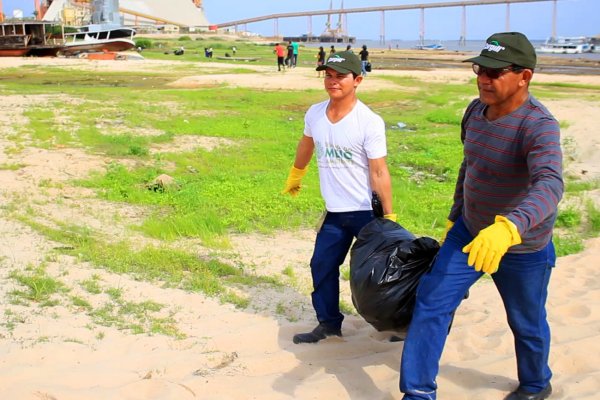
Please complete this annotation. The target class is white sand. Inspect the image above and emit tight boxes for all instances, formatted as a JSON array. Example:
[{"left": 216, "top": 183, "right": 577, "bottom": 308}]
[{"left": 0, "top": 56, "right": 598, "bottom": 400}]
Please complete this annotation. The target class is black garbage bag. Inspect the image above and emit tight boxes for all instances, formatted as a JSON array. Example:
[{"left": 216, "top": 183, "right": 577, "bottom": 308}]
[{"left": 350, "top": 218, "right": 440, "bottom": 332}]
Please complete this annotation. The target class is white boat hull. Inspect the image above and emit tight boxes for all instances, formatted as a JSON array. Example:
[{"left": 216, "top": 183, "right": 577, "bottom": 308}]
[
  {"left": 537, "top": 46, "right": 591, "bottom": 54},
  {"left": 60, "top": 38, "right": 135, "bottom": 55},
  {"left": 60, "top": 25, "right": 136, "bottom": 55},
  {"left": 537, "top": 36, "right": 593, "bottom": 54}
]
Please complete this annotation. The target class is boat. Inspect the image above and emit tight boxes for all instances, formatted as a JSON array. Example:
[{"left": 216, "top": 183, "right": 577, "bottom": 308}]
[
  {"left": 0, "top": 35, "right": 31, "bottom": 57},
  {"left": 0, "top": 21, "right": 64, "bottom": 57},
  {"left": 60, "top": 24, "right": 136, "bottom": 55},
  {"left": 414, "top": 43, "right": 446, "bottom": 51},
  {"left": 591, "top": 37, "right": 600, "bottom": 53},
  {"left": 53, "top": 0, "right": 136, "bottom": 56},
  {"left": 537, "top": 36, "right": 593, "bottom": 54},
  {"left": 215, "top": 56, "right": 259, "bottom": 62}
]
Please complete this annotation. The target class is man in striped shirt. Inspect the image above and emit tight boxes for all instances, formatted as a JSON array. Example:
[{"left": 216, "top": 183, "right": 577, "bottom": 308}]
[{"left": 400, "top": 32, "right": 563, "bottom": 400}]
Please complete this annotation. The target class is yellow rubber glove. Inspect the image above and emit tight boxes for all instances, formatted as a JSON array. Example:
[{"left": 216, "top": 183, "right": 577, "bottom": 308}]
[
  {"left": 384, "top": 213, "right": 397, "bottom": 222},
  {"left": 281, "top": 166, "right": 308, "bottom": 197},
  {"left": 462, "top": 215, "right": 522, "bottom": 274},
  {"left": 440, "top": 220, "right": 454, "bottom": 243}
]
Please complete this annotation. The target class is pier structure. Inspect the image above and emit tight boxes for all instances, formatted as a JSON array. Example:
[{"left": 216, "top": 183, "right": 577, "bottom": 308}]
[{"left": 216, "top": 0, "right": 560, "bottom": 45}]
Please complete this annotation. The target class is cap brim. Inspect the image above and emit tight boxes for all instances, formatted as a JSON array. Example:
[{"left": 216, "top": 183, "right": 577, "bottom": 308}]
[
  {"left": 316, "top": 64, "right": 357, "bottom": 75},
  {"left": 463, "top": 55, "right": 512, "bottom": 68}
]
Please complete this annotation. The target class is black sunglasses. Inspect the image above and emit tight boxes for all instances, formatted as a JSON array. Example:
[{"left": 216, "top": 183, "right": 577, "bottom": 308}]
[{"left": 472, "top": 64, "right": 524, "bottom": 79}]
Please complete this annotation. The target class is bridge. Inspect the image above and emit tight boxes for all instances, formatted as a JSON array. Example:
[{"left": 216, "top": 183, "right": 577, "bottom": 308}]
[{"left": 216, "top": 0, "right": 560, "bottom": 44}]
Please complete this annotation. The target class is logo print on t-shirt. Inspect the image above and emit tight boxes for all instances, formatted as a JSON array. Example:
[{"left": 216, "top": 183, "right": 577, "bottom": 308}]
[
  {"left": 315, "top": 142, "right": 325, "bottom": 159},
  {"left": 315, "top": 141, "right": 353, "bottom": 166}
]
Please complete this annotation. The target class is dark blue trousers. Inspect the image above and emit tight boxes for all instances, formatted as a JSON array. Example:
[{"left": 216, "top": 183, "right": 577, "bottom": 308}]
[
  {"left": 400, "top": 217, "right": 554, "bottom": 399},
  {"left": 310, "top": 210, "right": 374, "bottom": 330}
]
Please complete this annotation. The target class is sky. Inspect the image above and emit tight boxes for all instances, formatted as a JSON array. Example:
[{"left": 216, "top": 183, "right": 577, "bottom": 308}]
[{"left": 3, "top": 0, "right": 599, "bottom": 41}]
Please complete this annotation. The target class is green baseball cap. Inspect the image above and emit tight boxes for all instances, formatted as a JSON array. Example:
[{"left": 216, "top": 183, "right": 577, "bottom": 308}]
[
  {"left": 464, "top": 32, "right": 536, "bottom": 69},
  {"left": 317, "top": 51, "right": 362, "bottom": 75}
]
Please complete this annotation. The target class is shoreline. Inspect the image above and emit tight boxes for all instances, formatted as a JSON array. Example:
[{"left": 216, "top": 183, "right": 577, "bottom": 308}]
[{"left": 363, "top": 48, "right": 600, "bottom": 75}]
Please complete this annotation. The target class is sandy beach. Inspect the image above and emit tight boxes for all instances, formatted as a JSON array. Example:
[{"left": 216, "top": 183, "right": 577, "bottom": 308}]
[{"left": 0, "top": 54, "right": 599, "bottom": 400}]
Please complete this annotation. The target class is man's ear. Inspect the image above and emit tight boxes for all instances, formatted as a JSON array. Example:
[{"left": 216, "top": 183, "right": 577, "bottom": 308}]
[
  {"left": 521, "top": 69, "right": 534, "bottom": 87},
  {"left": 354, "top": 75, "right": 363, "bottom": 87}
]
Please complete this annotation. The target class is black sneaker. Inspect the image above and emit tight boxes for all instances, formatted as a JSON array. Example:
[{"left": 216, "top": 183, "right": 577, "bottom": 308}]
[
  {"left": 504, "top": 383, "right": 552, "bottom": 400},
  {"left": 293, "top": 323, "right": 342, "bottom": 344}
]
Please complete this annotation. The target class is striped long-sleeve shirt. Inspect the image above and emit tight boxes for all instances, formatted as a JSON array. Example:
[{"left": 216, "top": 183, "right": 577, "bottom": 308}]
[{"left": 448, "top": 96, "right": 564, "bottom": 253}]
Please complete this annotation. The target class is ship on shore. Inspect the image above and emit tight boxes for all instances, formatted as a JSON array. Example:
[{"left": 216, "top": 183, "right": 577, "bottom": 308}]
[
  {"left": 48, "top": 0, "right": 136, "bottom": 55},
  {"left": 0, "top": 21, "right": 65, "bottom": 57},
  {"left": 59, "top": 24, "right": 135, "bottom": 55},
  {"left": 537, "top": 36, "right": 594, "bottom": 54}
]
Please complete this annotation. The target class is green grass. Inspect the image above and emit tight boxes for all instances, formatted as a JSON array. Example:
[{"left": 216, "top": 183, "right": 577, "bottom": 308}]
[
  {"left": 586, "top": 200, "right": 600, "bottom": 236},
  {"left": 135, "top": 37, "right": 289, "bottom": 68},
  {"left": 71, "top": 295, "right": 92, "bottom": 310},
  {"left": 556, "top": 207, "right": 582, "bottom": 228},
  {"left": 554, "top": 235, "right": 585, "bottom": 257},
  {"left": 0, "top": 162, "right": 25, "bottom": 171},
  {"left": 340, "top": 265, "right": 351, "bottom": 281},
  {"left": 4, "top": 55, "right": 600, "bottom": 309},
  {"left": 16, "top": 66, "right": 600, "bottom": 246},
  {"left": 88, "top": 299, "right": 180, "bottom": 336},
  {"left": 16, "top": 215, "right": 278, "bottom": 308},
  {"left": 2, "top": 309, "right": 26, "bottom": 332},
  {"left": 565, "top": 179, "right": 600, "bottom": 193},
  {"left": 533, "top": 81, "right": 600, "bottom": 91},
  {"left": 340, "top": 299, "right": 356, "bottom": 315},
  {"left": 80, "top": 276, "right": 103, "bottom": 294},
  {"left": 63, "top": 80, "right": 475, "bottom": 240},
  {"left": 9, "top": 265, "right": 68, "bottom": 305}
]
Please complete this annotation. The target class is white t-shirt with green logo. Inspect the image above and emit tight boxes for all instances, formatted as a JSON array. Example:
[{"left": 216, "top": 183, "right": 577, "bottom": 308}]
[{"left": 304, "top": 99, "right": 387, "bottom": 212}]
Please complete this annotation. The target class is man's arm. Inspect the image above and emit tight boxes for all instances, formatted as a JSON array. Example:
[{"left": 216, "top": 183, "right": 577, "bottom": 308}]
[
  {"left": 282, "top": 135, "right": 314, "bottom": 197},
  {"left": 507, "top": 120, "right": 563, "bottom": 235},
  {"left": 292, "top": 135, "right": 314, "bottom": 169},
  {"left": 448, "top": 158, "right": 466, "bottom": 222},
  {"left": 449, "top": 99, "right": 478, "bottom": 222},
  {"left": 368, "top": 157, "right": 393, "bottom": 215}
]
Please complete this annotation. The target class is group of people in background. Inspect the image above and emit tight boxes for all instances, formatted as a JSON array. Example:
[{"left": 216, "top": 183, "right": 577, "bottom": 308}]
[
  {"left": 275, "top": 42, "right": 370, "bottom": 77},
  {"left": 274, "top": 40, "right": 299, "bottom": 71}
]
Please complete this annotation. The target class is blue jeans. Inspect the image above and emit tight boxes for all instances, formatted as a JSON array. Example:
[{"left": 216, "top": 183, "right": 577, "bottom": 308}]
[
  {"left": 310, "top": 210, "right": 374, "bottom": 330},
  {"left": 361, "top": 60, "right": 368, "bottom": 76},
  {"left": 400, "top": 217, "right": 554, "bottom": 399}
]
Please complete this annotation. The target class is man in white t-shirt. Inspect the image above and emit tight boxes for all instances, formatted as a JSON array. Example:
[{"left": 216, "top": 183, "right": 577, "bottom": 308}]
[{"left": 282, "top": 51, "right": 395, "bottom": 344}]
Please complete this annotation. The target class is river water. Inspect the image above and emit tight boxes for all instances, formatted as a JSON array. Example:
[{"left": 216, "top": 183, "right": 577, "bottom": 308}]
[
  {"left": 303, "top": 39, "right": 600, "bottom": 74},
  {"left": 306, "top": 39, "right": 600, "bottom": 61}
]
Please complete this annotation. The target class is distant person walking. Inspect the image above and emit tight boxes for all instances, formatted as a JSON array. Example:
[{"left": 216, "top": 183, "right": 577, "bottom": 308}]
[
  {"left": 330, "top": 45, "right": 336, "bottom": 55},
  {"left": 359, "top": 45, "right": 369, "bottom": 76},
  {"left": 316, "top": 46, "right": 326, "bottom": 77},
  {"left": 286, "top": 41, "right": 294, "bottom": 68},
  {"left": 274, "top": 42, "right": 286, "bottom": 71},
  {"left": 292, "top": 40, "right": 299, "bottom": 67},
  {"left": 346, "top": 44, "right": 352, "bottom": 52}
]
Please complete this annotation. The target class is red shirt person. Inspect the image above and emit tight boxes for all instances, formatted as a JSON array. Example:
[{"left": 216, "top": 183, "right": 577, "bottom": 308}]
[{"left": 274, "top": 43, "right": 286, "bottom": 71}]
